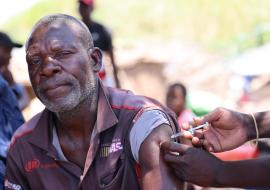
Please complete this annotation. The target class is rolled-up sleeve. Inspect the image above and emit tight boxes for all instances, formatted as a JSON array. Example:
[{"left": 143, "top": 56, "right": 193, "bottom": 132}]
[{"left": 129, "top": 110, "right": 170, "bottom": 163}]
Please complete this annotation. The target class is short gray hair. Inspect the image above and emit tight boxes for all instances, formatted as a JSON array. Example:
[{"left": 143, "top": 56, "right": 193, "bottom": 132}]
[{"left": 26, "top": 14, "right": 93, "bottom": 50}]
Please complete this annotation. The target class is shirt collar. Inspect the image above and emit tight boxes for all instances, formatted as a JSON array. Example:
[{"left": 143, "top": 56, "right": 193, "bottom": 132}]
[
  {"left": 28, "top": 109, "right": 54, "bottom": 152},
  {"left": 96, "top": 80, "right": 118, "bottom": 133}
]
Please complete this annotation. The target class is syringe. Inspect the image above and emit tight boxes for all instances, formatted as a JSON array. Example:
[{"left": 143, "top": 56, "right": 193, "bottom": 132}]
[{"left": 170, "top": 122, "right": 209, "bottom": 139}]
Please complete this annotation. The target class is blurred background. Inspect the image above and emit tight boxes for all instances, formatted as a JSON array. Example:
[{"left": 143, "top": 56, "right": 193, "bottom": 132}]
[{"left": 2, "top": 0, "right": 270, "bottom": 189}]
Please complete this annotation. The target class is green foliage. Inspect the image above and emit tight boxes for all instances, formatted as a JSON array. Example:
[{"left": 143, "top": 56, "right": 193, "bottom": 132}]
[{"left": 2, "top": 0, "right": 270, "bottom": 52}]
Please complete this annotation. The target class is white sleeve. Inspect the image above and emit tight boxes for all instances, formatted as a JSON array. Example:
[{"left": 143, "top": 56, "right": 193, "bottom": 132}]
[{"left": 129, "top": 109, "right": 170, "bottom": 163}]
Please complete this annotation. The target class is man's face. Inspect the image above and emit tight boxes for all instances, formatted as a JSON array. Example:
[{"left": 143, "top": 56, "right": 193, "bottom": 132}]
[
  {"left": 26, "top": 22, "right": 97, "bottom": 112},
  {"left": 0, "top": 46, "right": 12, "bottom": 69}
]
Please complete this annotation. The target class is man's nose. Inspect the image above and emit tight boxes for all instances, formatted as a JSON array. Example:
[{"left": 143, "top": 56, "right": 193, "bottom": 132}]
[{"left": 40, "top": 57, "right": 61, "bottom": 77}]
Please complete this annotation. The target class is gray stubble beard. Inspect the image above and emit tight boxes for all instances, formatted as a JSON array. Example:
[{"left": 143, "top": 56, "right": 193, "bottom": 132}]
[{"left": 36, "top": 74, "right": 97, "bottom": 114}]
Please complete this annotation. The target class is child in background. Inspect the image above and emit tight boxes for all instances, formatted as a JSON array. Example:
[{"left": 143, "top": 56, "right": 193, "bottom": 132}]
[{"left": 166, "top": 83, "right": 195, "bottom": 126}]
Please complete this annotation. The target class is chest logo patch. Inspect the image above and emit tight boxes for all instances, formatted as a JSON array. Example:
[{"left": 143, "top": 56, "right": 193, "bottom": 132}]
[
  {"left": 100, "top": 139, "right": 123, "bottom": 157},
  {"left": 24, "top": 159, "right": 59, "bottom": 172}
]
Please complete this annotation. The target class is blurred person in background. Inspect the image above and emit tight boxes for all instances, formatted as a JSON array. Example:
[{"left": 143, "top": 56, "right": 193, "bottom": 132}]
[
  {"left": 0, "top": 75, "right": 24, "bottom": 190},
  {"left": 0, "top": 32, "right": 26, "bottom": 187},
  {"left": 166, "top": 83, "right": 195, "bottom": 127},
  {"left": 78, "top": 0, "right": 120, "bottom": 88},
  {"left": 161, "top": 107, "right": 270, "bottom": 189},
  {"left": 0, "top": 32, "right": 30, "bottom": 110}
]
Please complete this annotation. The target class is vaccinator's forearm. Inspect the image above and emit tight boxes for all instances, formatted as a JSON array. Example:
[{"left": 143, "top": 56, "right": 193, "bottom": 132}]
[{"left": 216, "top": 156, "right": 270, "bottom": 188}]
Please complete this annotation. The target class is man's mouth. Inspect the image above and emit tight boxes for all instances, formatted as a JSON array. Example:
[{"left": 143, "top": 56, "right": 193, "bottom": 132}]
[{"left": 42, "top": 83, "right": 72, "bottom": 98}]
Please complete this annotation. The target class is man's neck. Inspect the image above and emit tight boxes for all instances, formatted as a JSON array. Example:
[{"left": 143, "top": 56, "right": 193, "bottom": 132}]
[
  {"left": 55, "top": 86, "right": 99, "bottom": 135},
  {"left": 52, "top": 86, "right": 99, "bottom": 169}
]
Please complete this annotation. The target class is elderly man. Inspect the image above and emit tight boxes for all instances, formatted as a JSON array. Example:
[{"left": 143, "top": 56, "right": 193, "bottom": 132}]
[{"left": 5, "top": 14, "right": 183, "bottom": 190}]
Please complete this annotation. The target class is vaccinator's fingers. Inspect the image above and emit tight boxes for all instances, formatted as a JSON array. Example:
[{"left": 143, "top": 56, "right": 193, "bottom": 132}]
[
  {"left": 161, "top": 141, "right": 190, "bottom": 154},
  {"left": 181, "top": 122, "right": 191, "bottom": 130}
]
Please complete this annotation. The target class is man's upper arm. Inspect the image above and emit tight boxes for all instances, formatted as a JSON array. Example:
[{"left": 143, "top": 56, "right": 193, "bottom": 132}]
[{"left": 138, "top": 124, "right": 184, "bottom": 190}]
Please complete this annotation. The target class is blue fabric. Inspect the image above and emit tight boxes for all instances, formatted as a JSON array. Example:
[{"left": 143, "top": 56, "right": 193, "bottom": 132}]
[
  {"left": 0, "top": 75, "right": 24, "bottom": 188},
  {"left": 0, "top": 160, "right": 4, "bottom": 190},
  {"left": 0, "top": 75, "right": 24, "bottom": 158}
]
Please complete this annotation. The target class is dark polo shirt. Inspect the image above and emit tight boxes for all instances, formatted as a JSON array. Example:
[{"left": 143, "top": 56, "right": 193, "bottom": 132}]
[{"left": 4, "top": 83, "right": 178, "bottom": 190}]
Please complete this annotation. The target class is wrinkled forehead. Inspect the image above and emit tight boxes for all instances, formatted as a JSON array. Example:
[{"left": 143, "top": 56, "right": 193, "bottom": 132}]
[{"left": 26, "top": 20, "right": 82, "bottom": 51}]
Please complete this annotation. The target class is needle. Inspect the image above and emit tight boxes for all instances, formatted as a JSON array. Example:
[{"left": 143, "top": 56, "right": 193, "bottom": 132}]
[{"left": 170, "top": 122, "right": 209, "bottom": 139}]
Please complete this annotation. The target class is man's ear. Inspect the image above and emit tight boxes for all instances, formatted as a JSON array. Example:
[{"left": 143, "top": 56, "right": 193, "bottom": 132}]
[{"left": 89, "top": 47, "right": 102, "bottom": 73}]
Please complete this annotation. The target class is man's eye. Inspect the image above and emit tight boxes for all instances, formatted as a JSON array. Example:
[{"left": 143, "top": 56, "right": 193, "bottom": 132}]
[
  {"left": 31, "top": 58, "right": 41, "bottom": 65},
  {"left": 55, "top": 51, "right": 72, "bottom": 59}
]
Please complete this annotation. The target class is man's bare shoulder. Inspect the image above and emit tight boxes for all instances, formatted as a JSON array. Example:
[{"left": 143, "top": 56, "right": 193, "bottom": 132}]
[
  {"left": 138, "top": 124, "right": 183, "bottom": 189},
  {"left": 139, "top": 124, "right": 173, "bottom": 166}
]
